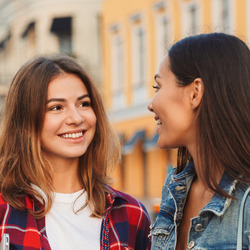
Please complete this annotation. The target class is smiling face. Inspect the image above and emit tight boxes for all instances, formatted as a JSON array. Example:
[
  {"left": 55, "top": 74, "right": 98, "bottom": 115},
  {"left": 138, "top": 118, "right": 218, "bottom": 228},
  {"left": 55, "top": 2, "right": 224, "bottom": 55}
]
[
  {"left": 148, "top": 56, "right": 196, "bottom": 150},
  {"left": 40, "top": 73, "right": 96, "bottom": 164}
]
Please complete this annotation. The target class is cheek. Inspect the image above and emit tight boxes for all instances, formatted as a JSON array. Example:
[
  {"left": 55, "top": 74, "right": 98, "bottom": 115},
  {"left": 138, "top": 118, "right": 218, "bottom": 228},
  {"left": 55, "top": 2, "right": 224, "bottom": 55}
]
[
  {"left": 40, "top": 130, "right": 49, "bottom": 151},
  {"left": 151, "top": 93, "right": 161, "bottom": 110},
  {"left": 152, "top": 92, "right": 168, "bottom": 115},
  {"left": 41, "top": 119, "right": 52, "bottom": 139},
  {"left": 88, "top": 111, "right": 97, "bottom": 128},
  {"left": 42, "top": 113, "right": 59, "bottom": 128},
  {"left": 41, "top": 118, "right": 50, "bottom": 137}
]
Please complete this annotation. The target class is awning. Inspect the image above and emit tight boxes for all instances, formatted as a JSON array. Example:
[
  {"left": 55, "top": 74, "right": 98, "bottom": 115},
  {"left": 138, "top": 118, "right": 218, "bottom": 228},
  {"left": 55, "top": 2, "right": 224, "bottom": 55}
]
[
  {"left": 0, "top": 33, "right": 10, "bottom": 49},
  {"left": 143, "top": 132, "right": 159, "bottom": 151},
  {"left": 22, "top": 21, "right": 35, "bottom": 38},
  {"left": 50, "top": 17, "right": 72, "bottom": 35},
  {"left": 121, "top": 130, "right": 159, "bottom": 154},
  {"left": 122, "top": 130, "right": 145, "bottom": 155}
]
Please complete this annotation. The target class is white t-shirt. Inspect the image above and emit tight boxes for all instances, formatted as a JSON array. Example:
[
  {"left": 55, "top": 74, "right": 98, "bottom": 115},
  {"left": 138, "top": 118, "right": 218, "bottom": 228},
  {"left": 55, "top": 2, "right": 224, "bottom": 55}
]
[{"left": 45, "top": 190, "right": 102, "bottom": 250}]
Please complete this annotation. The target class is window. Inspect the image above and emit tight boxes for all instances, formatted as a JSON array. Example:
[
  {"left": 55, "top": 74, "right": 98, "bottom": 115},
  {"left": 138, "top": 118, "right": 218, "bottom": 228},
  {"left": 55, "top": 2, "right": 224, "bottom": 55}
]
[
  {"left": 21, "top": 22, "right": 36, "bottom": 58},
  {"left": 137, "top": 27, "right": 146, "bottom": 87},
  {"left": 50, "top": 17, "right": 72, "bottom": 55},
  {"left": 58, "top": 34, "right": 72, "bottom": 53},
  {"left": 110, "top": 25, "right": 125, "bottom": 110},
  {"left": 189, "top": 4, "right": 198, "bottom": 34},
  {"left": 212, "top": 0, "right": 235, "bottom": 33},
  {"left": 0, "top": 32, "right": 11, "bottom": 86},
  {"left": 130, "top": 14, "right": 148, "bottom": 104},
  {"left": 154, "top": 1, "right": 171, "bottom": 65},
  {"left": 181, "top": 1, "right": 200, "bottom": 36},
  {"left": 222, "top": 0, "right": 230, "bottom": 32}
]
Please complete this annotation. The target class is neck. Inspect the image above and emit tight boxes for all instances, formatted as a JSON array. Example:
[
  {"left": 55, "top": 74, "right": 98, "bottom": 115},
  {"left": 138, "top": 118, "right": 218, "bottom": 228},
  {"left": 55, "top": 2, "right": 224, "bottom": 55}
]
[
  {"left": 49, "top": 158, "right": 83, "bottom": 193},
  {"left": 189, "top": 148, "right": 223, "bottom": 191}
]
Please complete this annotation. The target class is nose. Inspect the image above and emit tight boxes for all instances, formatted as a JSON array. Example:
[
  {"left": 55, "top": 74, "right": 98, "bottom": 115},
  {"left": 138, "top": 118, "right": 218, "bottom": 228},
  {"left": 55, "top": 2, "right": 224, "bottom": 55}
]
[
  {"left": 65, "top": 106, "right": 84, "bottom": 125},
  {"left": 147, "top": 102, "right": 154, "bottom": 112}
]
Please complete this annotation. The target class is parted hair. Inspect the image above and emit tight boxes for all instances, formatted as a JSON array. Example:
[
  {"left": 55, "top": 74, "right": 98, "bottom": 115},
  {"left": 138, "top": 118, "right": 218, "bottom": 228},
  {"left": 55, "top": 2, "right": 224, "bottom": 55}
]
[
  {"left": 0, "top": 55, "right": 121, "bottom": 218},
  {"left": 168, "top": 33, "right": 250, "bottom": 196}
]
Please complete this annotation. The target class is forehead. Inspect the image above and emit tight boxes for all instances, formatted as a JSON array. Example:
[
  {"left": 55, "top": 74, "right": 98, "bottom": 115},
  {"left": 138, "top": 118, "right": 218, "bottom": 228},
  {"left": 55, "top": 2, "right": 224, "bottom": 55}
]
[
  {"left": 156, "top": 55, "right": 171, "bottom": 77},
  {"left": 157, "top": 55, "right": 169, "bottom": 72},
  {"left": 47, "top": 73, "right": 89, "bottom": 97}
]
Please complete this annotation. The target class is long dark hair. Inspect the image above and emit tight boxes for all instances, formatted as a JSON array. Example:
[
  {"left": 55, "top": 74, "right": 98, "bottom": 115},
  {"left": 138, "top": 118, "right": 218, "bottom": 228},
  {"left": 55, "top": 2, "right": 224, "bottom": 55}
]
[{"left": 168, "top": 33, "right": 250, "bottom": 196}]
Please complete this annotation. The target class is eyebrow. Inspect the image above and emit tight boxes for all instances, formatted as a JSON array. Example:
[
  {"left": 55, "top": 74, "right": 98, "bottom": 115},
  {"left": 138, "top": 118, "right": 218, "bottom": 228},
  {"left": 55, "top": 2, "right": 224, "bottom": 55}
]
[
  {"left": 154, "top": 74, "right": 160, "bottom": 82},
  {"left": 46, "top": 94, "right": 90, "bottom": 104},
  {"left": 77, "top": 94, "right": 90, "bottom": 101}
]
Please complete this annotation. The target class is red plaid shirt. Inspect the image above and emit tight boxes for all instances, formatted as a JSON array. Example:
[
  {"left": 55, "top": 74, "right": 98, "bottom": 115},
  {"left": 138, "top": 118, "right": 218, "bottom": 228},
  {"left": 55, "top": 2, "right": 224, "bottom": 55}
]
[{"left": 0, "top": 187, "right": 151, "bottom": 249}]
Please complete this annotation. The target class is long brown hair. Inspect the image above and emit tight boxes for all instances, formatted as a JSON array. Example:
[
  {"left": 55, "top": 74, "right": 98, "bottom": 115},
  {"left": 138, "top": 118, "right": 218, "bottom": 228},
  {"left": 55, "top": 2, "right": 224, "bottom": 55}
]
[
  {"left": 0, "top": 55, "right": 121, "bottom": 218},
  {"left": 168, "top": 33, "right": 250, "bottom": 196}
]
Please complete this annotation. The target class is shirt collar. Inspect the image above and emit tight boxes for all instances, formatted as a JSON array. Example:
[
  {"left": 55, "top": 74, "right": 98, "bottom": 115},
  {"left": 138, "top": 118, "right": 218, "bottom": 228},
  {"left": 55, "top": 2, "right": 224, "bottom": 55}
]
[
  {"left": 106, "top": 186, "right": 129, "bottom": 207},
  {"left": 173, "top": 161, "right": 237, "bottom": 195},
  {"left": 203, "top": 172, "right": 237, "bottom": 216},
  {"left": 172, "top": 161, "right": 196, "bottom": 181},
  {"left": 172, "top": 161, "right": 238, "bottom": 216}
]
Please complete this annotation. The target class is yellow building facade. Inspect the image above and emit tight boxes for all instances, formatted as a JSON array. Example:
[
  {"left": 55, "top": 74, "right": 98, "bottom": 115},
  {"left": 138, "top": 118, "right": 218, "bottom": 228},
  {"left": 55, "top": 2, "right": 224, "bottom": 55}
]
[{"left": 101, "top": 0, "right": 249, "bottom": 216}]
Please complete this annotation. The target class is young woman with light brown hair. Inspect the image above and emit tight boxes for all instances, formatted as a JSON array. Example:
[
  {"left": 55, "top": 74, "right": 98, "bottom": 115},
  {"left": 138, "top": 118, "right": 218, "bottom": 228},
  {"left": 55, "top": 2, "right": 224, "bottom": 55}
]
[{"left": 0, "top": 55, "right": 151, "bottom": 249}]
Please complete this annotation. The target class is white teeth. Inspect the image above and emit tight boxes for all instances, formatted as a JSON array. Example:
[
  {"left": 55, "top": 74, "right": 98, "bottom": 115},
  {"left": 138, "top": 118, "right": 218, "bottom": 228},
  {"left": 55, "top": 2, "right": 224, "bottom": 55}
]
[
  {"left": 62, "top": 132, "right": 83, "bottom": 139},
  {"left": 156, "top": 119, "right": 162, "bottom": 125}
]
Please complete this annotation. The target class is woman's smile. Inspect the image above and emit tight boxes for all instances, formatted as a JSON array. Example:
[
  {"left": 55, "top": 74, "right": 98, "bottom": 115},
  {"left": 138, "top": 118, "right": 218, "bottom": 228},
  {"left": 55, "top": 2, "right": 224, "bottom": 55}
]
[
  {"left": 59, "top": 130, "right": 85, "bottom": 139},
  {"left": 41, "top": 73, "right": 96, "bottom": 162}
]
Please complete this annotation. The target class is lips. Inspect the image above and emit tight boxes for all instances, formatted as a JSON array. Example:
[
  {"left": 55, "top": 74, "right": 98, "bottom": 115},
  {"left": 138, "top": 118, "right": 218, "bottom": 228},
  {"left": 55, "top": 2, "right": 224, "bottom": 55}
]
[
  {"left": 154, "top": 115, "right": 162, "bottom": 125},
  {"left": 59, "top": 130, "right": 85, "bottom": 139},
  {"left": 156, "top": 119, "right": 162, "bottom": 125}
]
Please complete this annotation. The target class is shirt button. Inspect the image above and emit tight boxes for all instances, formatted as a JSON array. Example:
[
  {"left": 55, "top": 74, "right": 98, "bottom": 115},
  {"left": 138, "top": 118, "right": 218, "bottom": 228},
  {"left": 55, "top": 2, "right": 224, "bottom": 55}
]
[
  {"left": 195, "top": 223, "right": 204, "bottom": 232},
  {"left": 187, "top": 240, "right": 195, "bottom": 249}
]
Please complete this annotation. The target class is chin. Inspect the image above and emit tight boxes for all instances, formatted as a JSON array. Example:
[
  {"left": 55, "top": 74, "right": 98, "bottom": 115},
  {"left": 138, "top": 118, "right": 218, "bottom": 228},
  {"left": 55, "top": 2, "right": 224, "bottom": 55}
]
[
  {"left": 157, "top": 140, "right": 168, "bottom": 149},
  {"left": 157, "top": 140, "right": 178, "bottom": 150}
]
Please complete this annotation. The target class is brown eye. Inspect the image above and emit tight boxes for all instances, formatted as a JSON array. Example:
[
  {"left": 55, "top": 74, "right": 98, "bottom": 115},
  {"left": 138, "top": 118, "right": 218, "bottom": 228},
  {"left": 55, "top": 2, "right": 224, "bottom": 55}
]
[
  {"left": 49, "top": 105, "right": 62, "bottom": 111},
  {"left": 80, "top": 101, "right": 91, "bottom": 108}
]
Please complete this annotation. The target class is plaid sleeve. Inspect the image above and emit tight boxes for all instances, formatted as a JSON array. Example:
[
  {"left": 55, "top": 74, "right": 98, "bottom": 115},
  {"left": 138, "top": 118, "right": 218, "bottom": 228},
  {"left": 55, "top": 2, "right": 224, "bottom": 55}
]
[
  {"left": 0, "top": 194, "right": 51, "bottom": 250},
  {"left": 106, "top": 189, "right": 151, "bottom": 250}
]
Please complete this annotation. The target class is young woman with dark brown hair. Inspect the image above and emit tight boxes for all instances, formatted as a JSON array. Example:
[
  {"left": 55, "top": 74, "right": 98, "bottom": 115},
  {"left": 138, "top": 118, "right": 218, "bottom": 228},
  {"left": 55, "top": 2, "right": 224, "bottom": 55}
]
[
  {"left": 0, "top": 55, "right": 151, "bottom": 249},
  {"left": 148, "top": 33, "right": 249, "bottom": 249}
]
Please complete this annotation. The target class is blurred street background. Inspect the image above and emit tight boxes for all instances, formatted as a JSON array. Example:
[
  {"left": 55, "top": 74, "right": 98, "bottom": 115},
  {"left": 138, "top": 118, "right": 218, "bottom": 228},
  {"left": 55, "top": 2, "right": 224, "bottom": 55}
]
[{"left": 0, "top": 0, "right": 249, "bottom": 220}]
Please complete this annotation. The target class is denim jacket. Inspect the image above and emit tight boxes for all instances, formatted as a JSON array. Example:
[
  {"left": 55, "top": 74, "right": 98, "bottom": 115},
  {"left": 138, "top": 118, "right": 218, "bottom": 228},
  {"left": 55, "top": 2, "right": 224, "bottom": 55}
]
[{"left": 150, "top": 162, "right": 250, "bottom": 250}]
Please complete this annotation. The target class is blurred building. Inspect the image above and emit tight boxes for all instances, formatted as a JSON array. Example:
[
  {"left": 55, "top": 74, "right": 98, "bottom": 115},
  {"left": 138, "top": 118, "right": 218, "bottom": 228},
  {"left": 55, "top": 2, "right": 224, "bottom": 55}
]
[
  {"left": 0, "top": 0, "right": 249, "bottom": 218},
  {"left": 0, "top": 0, "right": 103, "bottom": 111},
  {"left": 101, "top": 0, "right": 250, "bottom": 216}
]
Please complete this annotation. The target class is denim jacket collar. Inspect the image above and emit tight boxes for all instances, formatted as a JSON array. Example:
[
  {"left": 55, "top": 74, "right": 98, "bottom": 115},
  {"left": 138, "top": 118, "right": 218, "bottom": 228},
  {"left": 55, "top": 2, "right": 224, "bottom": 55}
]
[
  {"left": 169, "top": 161, "right": 237, "bottom": 217},
  {"left": 202, "top": 172, "right": 237, "bottom": 216}
]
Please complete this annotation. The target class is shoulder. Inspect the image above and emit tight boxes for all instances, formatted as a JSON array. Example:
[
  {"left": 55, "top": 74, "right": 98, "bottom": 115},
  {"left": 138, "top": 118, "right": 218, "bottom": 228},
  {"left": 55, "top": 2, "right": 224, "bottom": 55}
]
[
  {"left": 0, "top": 193, "right": 35, "bottom": 219},
  {"left": 107, "top": 186, "right": 151, "bottom": 223},
  {"left": 0, "top": 193, "right": 8, "bottom": 205},
  {"left": 0, "top": 192, "right": 41, "bottom": 231},
  {"left": 0, "top": 193, "right": 49, "bottom": 249},
  {"left": 163, "top": 168, "right": 176, "bottom": 186},
  {"left": 0, "top": 194, "right": 16, "bottom": 233},
  {"left": 233, "top": 184, "right": 250, "bottom": 224},
  {"left": 108, "top": 186, "right": 147, "bottom": 209},
  {"left": 106, "top": 187, "right": 151, "bottom": 249},
  {"left": 0, "top": 193, "right": 10, "bottom": 218},
  {"left": 163, "top": 162, "right": 195, "bottom": 187}
]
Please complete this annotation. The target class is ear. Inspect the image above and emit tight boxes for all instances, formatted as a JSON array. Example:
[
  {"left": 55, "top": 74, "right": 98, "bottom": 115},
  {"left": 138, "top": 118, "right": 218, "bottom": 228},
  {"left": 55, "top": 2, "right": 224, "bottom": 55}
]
[{"left": 190, "top": 78, "right": 204, "bottom": 110}]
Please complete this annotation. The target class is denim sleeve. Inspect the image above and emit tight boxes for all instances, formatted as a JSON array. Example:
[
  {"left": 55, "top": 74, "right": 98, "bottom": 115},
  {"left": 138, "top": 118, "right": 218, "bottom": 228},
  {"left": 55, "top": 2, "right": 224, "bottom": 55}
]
[{"left": 150, "top": 169, "right": 177, "bottom": 250}]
